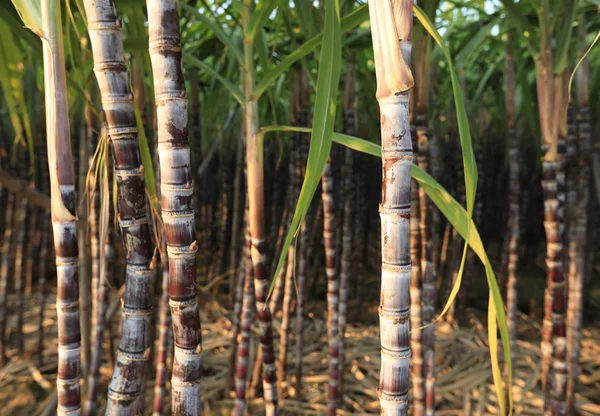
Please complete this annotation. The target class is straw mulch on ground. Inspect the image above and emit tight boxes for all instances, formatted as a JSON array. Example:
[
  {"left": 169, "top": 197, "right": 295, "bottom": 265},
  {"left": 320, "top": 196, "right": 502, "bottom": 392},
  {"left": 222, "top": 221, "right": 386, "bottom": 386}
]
[{"left": 1, "top": 289, "right": 599, "bottom": 415}]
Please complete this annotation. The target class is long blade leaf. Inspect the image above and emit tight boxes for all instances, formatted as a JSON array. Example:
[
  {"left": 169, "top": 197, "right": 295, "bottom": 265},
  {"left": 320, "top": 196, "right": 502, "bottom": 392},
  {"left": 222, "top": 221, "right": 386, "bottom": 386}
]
[{"left": 268, "top": 0, "right": 341, "bottom": 296}]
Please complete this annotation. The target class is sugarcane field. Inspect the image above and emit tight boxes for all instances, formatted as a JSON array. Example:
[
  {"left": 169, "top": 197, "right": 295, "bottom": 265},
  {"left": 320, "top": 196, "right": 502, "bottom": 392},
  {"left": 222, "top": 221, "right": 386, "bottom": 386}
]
[{"left": 1, "top": 0, "right": 600, "bottom": 415}]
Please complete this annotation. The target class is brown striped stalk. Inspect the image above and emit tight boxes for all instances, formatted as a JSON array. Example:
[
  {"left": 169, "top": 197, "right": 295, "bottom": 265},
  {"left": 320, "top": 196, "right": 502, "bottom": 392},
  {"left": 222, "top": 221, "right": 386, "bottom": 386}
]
[
  {"left": 228, "top": 251, "right": 246, "bottom": 391},
  {"left": 322, "top": 158, "right": 340, "bottom": 415},
  {"left": 409, "top": 167, "right": 423, "bottom": 416},
  {"left": 353, "top": 157, "right": 367, "bottom": 321},
  {"left": 294, "top": 217, "right": 309, "bottom": 395},
  {"left": 83, "top": 99, "right": 103, "bottom": 415},
  {"left": 0, "top": 193, "right": 17, "bottom": 364},
  {"left": 85, "top": 224, "right": 114, "bottom": 416},
  {"left": 277, "top": 237, "right": 296, "bottom": 387},
  {"left": 153, "top": 262, "right": 171, "bottom": 416},
  {"left": 503, "top": 39, "right": 520, "bottom": 406},
  {"left": 13, "top": 198, "right": 29, "bottom": 354},
  {"left": 42, "top": 0, "right": 81, "bottom": 411},
  {"left": 338, "top": 62, "right": 355, "bottom": 392},
  {"left": 24, "top": 205, "right": 38, "bottom": 295},
  {"left": 415, "top": 123, "right": 436, "bottom": 416},
  {"left": 232, "top": 215, "right": 255, "bottom": 416},
  {"left": 37, "top": 148, "right": 51, "bottom": 367},
  {"left": 276, "top": 141, "right": 300, "bottom": 389},
  {"left": 84, "top": 0, "right": 156, "bottom": 411},
  {"left": 229, "top": 134, "right": 245, "bottom": 291},
  {"left": 146, "top": 0, "right": 203, "bottom": 412},
  {"left": 428, "top": 134, "right": 441, "bottom": 275},
  {"left": 413, "top": 6, "right": 434, "bottom": 408},
  {"left": 242, "top": 3, "right": 278, "bottom": 412},
  {"left": 267, "top": 197, "right": 291, "bottom": 313},
  {"left": 37, "top": 210, "right": 51, "bottom": 366},
  {"left": 293, "top": 97, "right": 312, "bottom": 395},
  {"left": 535, "top": 7, "right": 570, "bottom": 413},
  {"left": 368, "top": 1, "right": 414, "bottom": 413},
  {"left": 566, "top": 21, "right": 590, "bottom": 414},
  {"left": 277, "top": 144, "right": 300, "bottom": 390},
  {"left": 214, "top": 162, "right": 231, "bottom": 279}
]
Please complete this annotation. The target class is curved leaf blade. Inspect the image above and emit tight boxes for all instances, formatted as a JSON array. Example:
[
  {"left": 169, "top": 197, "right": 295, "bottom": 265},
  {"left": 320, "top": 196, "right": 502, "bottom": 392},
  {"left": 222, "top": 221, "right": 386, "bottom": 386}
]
[{"left": 268, "top": 0, "right": 341, "bottom": 297}]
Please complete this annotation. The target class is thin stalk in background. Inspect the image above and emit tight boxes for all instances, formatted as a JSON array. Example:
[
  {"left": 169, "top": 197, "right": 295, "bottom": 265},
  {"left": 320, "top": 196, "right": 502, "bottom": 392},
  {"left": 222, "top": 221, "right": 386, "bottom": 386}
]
[
  {"left": 503, "top": 35, "right": 520, "bottom": 409},
  {"left": 322, "top": 158, "right": 340, "bottom": 415},
  {"left": 242, "top": 1, "right": 278, "bottom": 413}
]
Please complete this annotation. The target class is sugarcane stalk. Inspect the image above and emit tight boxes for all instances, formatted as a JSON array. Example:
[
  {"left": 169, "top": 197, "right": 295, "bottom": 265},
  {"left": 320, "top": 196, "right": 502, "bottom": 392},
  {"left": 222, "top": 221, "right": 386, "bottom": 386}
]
[
  {"left": 566, "top": 19, "right": 590, "bottom": 414},
  {"left": 412, "top": 17, "right": 436, "bottom": 404},
  {"left": 0, "top": 194, "right": 18, "bottom": 364},
  {"left": 152, "top": 261, "right": 172, "bottom": 416},
  {"left": 37, "top": 210, "right": 51, "bottom": 366},
  {"left": 146, "top": 0, "right": 203, "bottom": 412},
  {"left": 294, "top": 218, "right": 309, "bottom": 395},
  {"left": 24, "top": 206, "right": 38, "bottom": 295},
  {"left": 14, "top": 197, "right": 28, "bottom": 355},
  {"left": 229, "top": 248, "right": 246, "bottom": 391},
  {"left": 338, "top": 61, "right": 355, "bottom": 395},
  {"left": 78, "top": 105, "right": 91, "bottom": 381},
  {"left": 85, "top": 224, "right": 114, "bottom": 416},
  {"left": 368, "top": 1, "right": 414, "bottom": 413},
  {"left": 503, "top": 38, "right": 520, "bottom": 409},
  {"left": 42, "top": 0, "right": 82, "bottom": 411},
  {"left": 232, "top": 211, "right": 256, "bottom": 416},
  {"left": 409, "top": 162, "right": 423, "bottom": 416},
  {"left": 322, "top": 158, "right": 340, "bottom": 415},
  {"left": 268, "top": 195, "right": 291, "bottom": 314},
  {"left": 535, "top": 5, "right": 572, "bottom": 412},
  {"left": 84, "top": 0, "right": 157, "bottom": 411},
  {"left": 415, "top": 123, "right": 436, "bottom": 416},
  {"left": 277, "top": 241, "right": 295, "bottom": 388},
  {"left": 242, "top": 4, "right": 278, "bottom": 411}
]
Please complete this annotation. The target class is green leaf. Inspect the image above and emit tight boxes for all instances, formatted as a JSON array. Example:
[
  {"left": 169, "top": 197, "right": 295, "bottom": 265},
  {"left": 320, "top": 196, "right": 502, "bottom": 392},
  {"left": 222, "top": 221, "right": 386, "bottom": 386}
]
[
  {"left": 269, "top": 0, "right": 341, "bottom": 297},
  {"left": 184, "top": 53, "right": 245, "bottom": 106},
  {"left": 553, "top": 0, "right": 578, "bottom": 74},
  {"left": 414, "top": 5, "right": 511, "bottom": 414},
  {"left": 10, "top": 0, "right": 42, "bottom": 37},
  {"left": 414, "top": 5, "right": 477, "bottom": 215},
  {"left": 473, "top": 51, "right": 503, "bottom": 102},
  {"left": 500, "top": 0, "right": 537, "bottom": 56},
  {"left": 0, "top": 22, "right": 28, "bottom": 153},
  {"left": 253, "top": 3, "right": 367, "bottom": 100},
  {"left": 245, "top": 0, "right": 278, "bottom": 44},
  {"left": 181, "top": 3, "right": 245, "bottom": 66},
  {"left": 455, "top": 16, "right": 501, "bottom": 68}
]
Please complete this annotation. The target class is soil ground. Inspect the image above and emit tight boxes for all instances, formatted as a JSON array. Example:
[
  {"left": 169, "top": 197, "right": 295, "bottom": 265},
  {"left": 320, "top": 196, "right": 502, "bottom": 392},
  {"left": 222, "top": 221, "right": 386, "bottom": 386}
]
[{"left": 1, "top": 269, "right": 599, "bottom": 415}]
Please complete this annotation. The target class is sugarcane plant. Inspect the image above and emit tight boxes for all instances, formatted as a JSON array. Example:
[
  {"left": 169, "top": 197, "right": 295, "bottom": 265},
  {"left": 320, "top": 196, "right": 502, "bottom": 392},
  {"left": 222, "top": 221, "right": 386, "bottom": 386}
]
[
  {"left": 83, "top": 0, "right": 157, "bottom": 412},
  {"left": 10, "top": 0, "right": 84, "bottom": 412},
  {"left": 503, "top": 1, "right": 578, "bottom": 413},
  {"left": 368, "top": 1, "right": 415, "bottom": 413},
  {"left": 146, "top": 0, "right": 203, "bottom": 412}
]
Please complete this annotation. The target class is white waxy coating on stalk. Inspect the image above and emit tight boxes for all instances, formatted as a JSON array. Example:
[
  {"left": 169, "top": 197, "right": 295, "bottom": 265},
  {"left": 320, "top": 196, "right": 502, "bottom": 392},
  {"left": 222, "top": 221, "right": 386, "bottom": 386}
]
[{"left": 378, "top": 95, "right": 412, "bottom": 416}]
